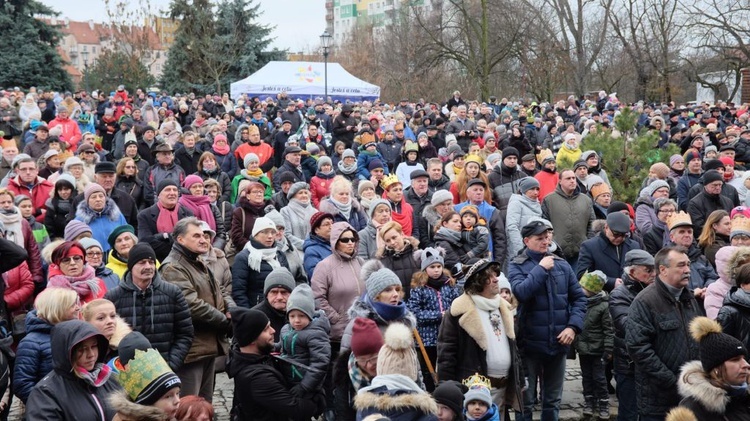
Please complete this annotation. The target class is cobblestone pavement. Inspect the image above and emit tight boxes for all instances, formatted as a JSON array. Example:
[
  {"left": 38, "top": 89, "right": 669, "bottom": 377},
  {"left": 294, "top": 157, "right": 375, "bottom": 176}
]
[{"left": 9, "top": 358, "right": 617, "bottom": 420}]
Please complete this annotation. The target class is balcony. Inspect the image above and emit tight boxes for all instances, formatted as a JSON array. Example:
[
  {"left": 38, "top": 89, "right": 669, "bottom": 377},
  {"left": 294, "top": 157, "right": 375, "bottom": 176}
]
[{"left": 69, "top": 48, "right": 78, "bottom": 58}]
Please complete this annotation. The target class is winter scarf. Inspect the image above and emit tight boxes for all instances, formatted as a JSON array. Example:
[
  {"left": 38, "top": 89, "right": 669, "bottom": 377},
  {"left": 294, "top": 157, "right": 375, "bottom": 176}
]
[
  {"left": 471, "top": 293, "right": 503, "bottom": 311},
  {"left": 0, "top": 208, "right": 24, "bottom": 247},
  {"left": 366, "top": 294, "right": 407, "bottom": 322},
  {"left": 284, "top": 198, "right": 317, "bottom": 239},
  {"left": 338, "top": 160, "right": 357, "bottom": 175},
  {"left": 179, "top": 194, "right": 216, "bottom": 230},
  {"left": 55, "top": 197, "right": 72, "bottom": 215},
  {"left": 242, "top": 168, "right": 264, "bottom": 180},
  {"left": 76, "top": 363, "right": 112, "bottom": 388},
  {"left": 244, "top": 240, "right": 281, "bottom": 272},
  {"left": 347, "top": 352, "right": 371, "bottom": 392},
  {"left": 156, "top": 203, "right": 179, "bottom": 233},
  {"left": 427, "top": 273, "right": 450, "bottom": 291},
  {"left": 388, "top": 199, "right": 413, "bottom": 236},
  {"left": 330, "top": 197, "right": 353, "bottom": 220},
  {"left": 316, "top": 168, "right": 336, "bottom": 179},
  {"left": 437, "top": 226, "right": 462, "bottom": 244},
  {"left": 213, "top": 141, "right": 230, "bottom": 156},
  {"left": 201, "top": 167, "right": 220, "bottom": 177},
  {"left": 48, "top": 264, "right": 101, "bottom": 298}
]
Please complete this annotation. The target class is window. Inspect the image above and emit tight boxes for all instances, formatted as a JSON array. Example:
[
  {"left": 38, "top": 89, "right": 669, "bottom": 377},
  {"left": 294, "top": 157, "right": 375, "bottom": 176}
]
[{"left": 92, "top": 46, "right": 96, "bottom": 53}]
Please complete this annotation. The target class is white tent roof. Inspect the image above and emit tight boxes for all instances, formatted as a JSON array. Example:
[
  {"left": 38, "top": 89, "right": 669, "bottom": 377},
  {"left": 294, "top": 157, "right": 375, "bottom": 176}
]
[{"left": 230, "top": 61, "right": 380, "bottom": 102}]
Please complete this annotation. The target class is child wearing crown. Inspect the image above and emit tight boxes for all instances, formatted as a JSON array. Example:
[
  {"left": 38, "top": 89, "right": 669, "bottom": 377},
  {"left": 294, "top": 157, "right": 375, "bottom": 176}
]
[{"left": 463, "top": 374, "right": 500, "bottom": 421}]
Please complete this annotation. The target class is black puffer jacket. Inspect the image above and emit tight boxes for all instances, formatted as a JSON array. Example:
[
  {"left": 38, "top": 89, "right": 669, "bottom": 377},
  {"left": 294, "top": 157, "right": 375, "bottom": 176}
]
[
  {"left": 609, "top": 273, "right": 648, "bottom": 376},
  {"left": 377, "top": 237, "right": 421, "bottom": 300},
  {"left": 105, "top": 271, "right": 195, "bottom": 371},
  {"left": 687, "top": 191, "right": 733, "bottom": 238},
  {"left": 231, "top": 240, "right": 290, "bottom": 308},
  {"left": 25, "top": 321, "right": 121, "bottom": 420},
  {"left": 717, "top": 286, "right": 750, "bottom": 349},
  {"left": 625, "top": 278, "right": 703, "bottom": 418}
]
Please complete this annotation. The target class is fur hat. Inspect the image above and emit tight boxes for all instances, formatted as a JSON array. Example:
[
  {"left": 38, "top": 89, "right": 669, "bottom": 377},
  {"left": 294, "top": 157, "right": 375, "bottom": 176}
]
[
  {"left": 361, "top": 260, "right": 401, "bottom": 301},
  {"left": 286, "top": 283, "right": 315, "bottom": 321},
  {"left": 690, "top": 317, "right": 747, "bottom": 372},
  {"left": 376, "top": 323, "right": 419, "bottom": 381},
  {"left": 419, "top": 247, "right": 444, "bottom": 271}
]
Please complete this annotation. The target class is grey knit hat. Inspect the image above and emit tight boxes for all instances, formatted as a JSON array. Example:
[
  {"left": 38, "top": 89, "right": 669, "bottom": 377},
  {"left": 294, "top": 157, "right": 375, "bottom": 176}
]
[
  {"left": 358, "top": 180, "right": 375, "bottom": 197},
  {"left": 368, "top": 198, "right": 391, "bottom": 220},
  {"left": 643, "top": 179, "right": 670, "bottom": 198},
  {"left": 342, "top": 149, "right": 356, "bottom": 159},
  {"left": 265, "top": 209, "right": 286, "bottom": 230},
  {"left": 317, "top": 156, "right": 332, "bottom": 170},
  {"left": 419, "top": 247, "right": 444, "bottom": 271},
  {"left": 518, "top": 177, "right": 540, "bottom": 194},
  {"left": 287, "top": 181, "right": 309, "bottom": 200},
  {"left": 362, "top": 260, "right": 402, "bottom": 301},
  {"left": 243, "top": 153, "right": 259, "bottom": 169},
  {"left": 431, "top": 190, "right": 453, "bottom": 206},
  {"left": 64, "top": 220, "right": 92, "bottom": 241},
  {"left": 263, "top": 267, "right": 296, "bottom": 295},
  {"left": 286, "top": 283, "right": 315, "bottom": 320}
]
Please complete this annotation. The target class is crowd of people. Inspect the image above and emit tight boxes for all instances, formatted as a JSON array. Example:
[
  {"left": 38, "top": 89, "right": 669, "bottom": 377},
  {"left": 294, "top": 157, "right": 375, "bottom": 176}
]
[{"left": 0, "top": 85, "right": 749, "bottom": 421}]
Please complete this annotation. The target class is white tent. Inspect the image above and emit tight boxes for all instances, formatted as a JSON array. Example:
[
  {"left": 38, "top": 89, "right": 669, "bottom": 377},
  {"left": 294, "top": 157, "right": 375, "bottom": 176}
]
[{"left": 230, "top": 61, "right": 380, "bottom": 102}]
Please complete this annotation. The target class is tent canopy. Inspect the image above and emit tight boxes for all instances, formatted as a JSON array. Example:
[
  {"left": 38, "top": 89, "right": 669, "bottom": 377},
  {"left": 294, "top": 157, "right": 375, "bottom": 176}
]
[{"left": 230, "top": 61, "right": 380, "bottom": 102}]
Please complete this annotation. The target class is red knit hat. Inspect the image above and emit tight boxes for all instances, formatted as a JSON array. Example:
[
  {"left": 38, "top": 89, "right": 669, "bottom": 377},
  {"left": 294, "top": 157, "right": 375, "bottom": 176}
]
[
  {"left": 309, "top": 212, "right": 334, "bottom": 233},
  {"left": 350, "top": 317, "right": 384, "bottom": 357}
]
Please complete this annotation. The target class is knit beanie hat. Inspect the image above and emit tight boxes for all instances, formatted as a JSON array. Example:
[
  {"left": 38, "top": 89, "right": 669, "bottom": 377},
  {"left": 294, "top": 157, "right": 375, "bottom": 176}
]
[
  {"left": 56, "top": 173, "right": 76, "bottom": 190},
  {"left": 342, "top": 149, "right": 356, "bottom": 160},
  {"left": 518, "top": 177, "right": 540, "bottom": 194},
  {"left": 362, "top": 260, "right": 402, "bottom": 301},
  {"left": 107, "top": 224, "right": 135, "bottom": 250},
  {"left": 368, "top": 159, "right": 384, "bottom": 171},
  {"left": 579, "top": 270, "right": 607, "bottom": 294},
  {"left": 502, "top": 147, "right": 519, "bottom": 159},
  {"left": 497, "top": 273, "right": 511, "bottom": 292},
  {"left": 286, "top": 283, "right": 315, "bottom": 321},
  {"left": 367, "top": 198, "right": 391, "bottom": 220},
  {"left": 317, "top": 156, "right": 332, "bottom": 170},
  {"left": 182, "top": 174, "right": 203, "bottom": 190},
  {"left": 127, "top": 243, "right": 157, "bottom": 272},
  {"left": 720, "top": 156, "right": 735, "bottom": 168},
  {"left": 78, "top": 237, "right": 102, "bottom": 252},
  {"left": 705, "top": 159, "right": 725, "bottom": 172},
  {"left": 690, "top": 316, "right": 747, "bottom": 372},
  {"left": 730, "top": 217, "right": 750, "bottom": 240},
  {"left": 670, "top": 154, "right": 684, "bottom": 167},
  {"left": 265, "top": 209, "right": 285, "bottom": 230},
  {"left": 310, "top": 212, "right": 334, "bottom": 233},
  {"left": 156, "top": 178, "right": 178, "bottom": 196},
  {"left": 116, "top": 331, "right": 153, "bottom": 367},
  {"left": 213, "top": 133, "right": 227, "bottom": 143},
  {"left": 463, "top": 374, "right": 493, "bottom": 408},
  {"left": 358, "top": 180, "right": 375, "bottom": 197},
  {"left": 84, "top": 183, "right": 106, "bottom": 203},
  {"left": 118, "top": 347, "right": 181, "bottom": 405},
  {"left": 607, "top": 201, "right": 629, "bottom": 215},
  {"left": 64, "top": 220, "right": 92, "bottom": 241},
  {"left": 431, "top": 190, "right": 453, "bottom": 206},
  {"left": 590, "top": 183, "right": 611, "bottom": 199},
  {"left": 13, "top": 194, "right": 30, "bottom": 207},
  {"left": 703, "top": 170, "right": 723, "bottom": 185},
  {"left": 644, "top": 179, "right": 670, "bottom": 197},
  {"left": 251, "top": 216, "right": 277, "bottom": 238},
  {"left": 731, "top": 206, "right": 750, "bottom": 220},
  {"left": 244, "top": 153, "right": 260, "bottom": 169},
  {"left": 419, "top": 247, "right": 444, "bottom": 271},
  {"left": 306, "top": 142, "right": 320, "bottom": 155},
  {"left": 704, "top": 145, "right": 718, "bottom": 156},
  {"left": 286, "top": 181, "right": 309, "bottom": 200},
  {"left": 376, "top": 323, "right": 419, "bottom": 381},
  {"left": 487, "top": 153, "right": 502, "bottom": 166},
  {"left": 650, "top": 163, "right": 670, "bottom": 179},
  {"left": 573, "top": 159, "right": 588, "bottom": 171},
  {"left": 684, "top": 150, "right": 701, "bottom": 164},
  {"left": 231, "top": 308, "right": 270, "bottom": 347},
  {"left": 263, "top": 267, "right": 296, "bottom": 295},
  {"left": 350, "top": 317, "right": 384, "bottom": 357},
  {"left": 433, "top": 381, "right": 467, "bottom": 419}
]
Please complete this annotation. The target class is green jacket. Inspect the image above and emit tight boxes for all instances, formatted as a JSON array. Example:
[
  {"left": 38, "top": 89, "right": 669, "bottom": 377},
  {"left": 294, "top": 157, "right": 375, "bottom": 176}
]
[
  {"left": 230, "top": 172, "right": 272, "bottom": 203},
  {"left": 574, "top": 291, "right": 614, "bottom": 355}
]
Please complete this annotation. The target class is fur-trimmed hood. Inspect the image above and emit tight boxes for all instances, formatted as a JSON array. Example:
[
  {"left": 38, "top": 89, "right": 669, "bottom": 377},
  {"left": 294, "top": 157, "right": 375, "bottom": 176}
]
[
  {"left": 109, "top": 389, "right": 171, "bottom": 421},
  {"left": 676, "top": 360, "right": 733, "bottom": 414},
  {"left": 354, "top": 374, "right": 439, "bottom": 415},
  {"left": 75, "top": 198, "right": 123, "bottom": 224},
  {"left": 726, "top": 247, "right": 750, "bottom": 284},
  {"left": 449, "top": 293, "right": 515, "bottom": 350}
]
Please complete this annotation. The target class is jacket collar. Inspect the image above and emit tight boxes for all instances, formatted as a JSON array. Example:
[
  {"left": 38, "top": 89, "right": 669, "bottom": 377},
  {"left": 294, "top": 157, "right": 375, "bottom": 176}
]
[{"left": 449, "top": 293, "right": 515, "bottom": 350}]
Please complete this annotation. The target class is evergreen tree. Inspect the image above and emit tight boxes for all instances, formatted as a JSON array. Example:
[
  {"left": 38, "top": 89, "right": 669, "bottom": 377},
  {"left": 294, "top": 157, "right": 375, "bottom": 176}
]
[
  {"left": 160, "top": 0, "right": 215, "bottom": 94},
  {"left": 583, "top": 107, "right": 679, "bottom": 204},
  {"left": 0, "top": 0, "right": 72, "bottom": 90},
  {"left": 86, "top": 49, "right": 155, "bottom": 94}
]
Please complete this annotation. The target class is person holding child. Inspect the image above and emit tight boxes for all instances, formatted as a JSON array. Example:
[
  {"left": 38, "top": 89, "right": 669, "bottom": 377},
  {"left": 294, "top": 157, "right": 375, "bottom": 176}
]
[{"left": 458, "top": 205, "right": 490, "bottom": 261}]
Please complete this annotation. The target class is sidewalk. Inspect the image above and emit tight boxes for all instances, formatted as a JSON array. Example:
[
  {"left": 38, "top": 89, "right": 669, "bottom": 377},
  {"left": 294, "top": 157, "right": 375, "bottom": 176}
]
[{"left": 8, "top": 357, "right": 618, "bottom": 420}]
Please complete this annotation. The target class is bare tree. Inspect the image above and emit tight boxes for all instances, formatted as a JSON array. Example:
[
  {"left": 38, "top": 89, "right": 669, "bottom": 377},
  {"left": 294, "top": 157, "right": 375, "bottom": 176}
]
[{"left": 103, "top": 0, "right": 160, "bottom": 72}]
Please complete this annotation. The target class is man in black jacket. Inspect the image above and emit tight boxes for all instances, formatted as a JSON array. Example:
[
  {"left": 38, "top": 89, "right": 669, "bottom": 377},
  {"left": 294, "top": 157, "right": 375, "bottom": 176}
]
[
  {"left": 227, "top": 307, "right": 324, "bottom": 421},
  {"left": 625, "top": 246, "right": 702, "bottom": 420},
  {"left": 251, "top": 267, "right": 296, "bottom": 342},
  {"left": 105, "top": 243, "right": 194, "bottom": 371},
  {"left": 609, "top": 249, "right": 654, "bottom": 421}
]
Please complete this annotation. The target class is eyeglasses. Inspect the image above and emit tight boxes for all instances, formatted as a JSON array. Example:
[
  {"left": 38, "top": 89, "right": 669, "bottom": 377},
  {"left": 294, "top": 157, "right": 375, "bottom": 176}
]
[
  {"left": 249, "top": 190, "right": 264, "bottom": 195},
  {"left": 59, "top": 255, "right": 83, "bottom": 265},
  {"left": 338, "top": 237, "right": 356, "bottom": 244},
  {"left": 124, "top": 165, "right": 136, "bottom": 169},
  {"left": 86, "top": 251, "right": 103, "bottom": 258},
  {"left": 611, "top": 231, "right": 627, "bottom": 239},
  {"left": 82, "top": 151, "right": 95, "bottom": 154},
  {"left": 658, "top": 209, "right": 675, "bottom": 214},
  {"left": 356, "top": 355, "right": 378, "bottom": 366}
]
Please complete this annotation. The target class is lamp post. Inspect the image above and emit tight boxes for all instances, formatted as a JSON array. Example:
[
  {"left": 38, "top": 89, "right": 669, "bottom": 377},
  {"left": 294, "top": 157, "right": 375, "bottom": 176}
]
[
  {"left": 320, "top": 31, "right": 332, "bottom": 103},
  {"left": 81, "top": 50, "right": 90, "bottom": 93}
]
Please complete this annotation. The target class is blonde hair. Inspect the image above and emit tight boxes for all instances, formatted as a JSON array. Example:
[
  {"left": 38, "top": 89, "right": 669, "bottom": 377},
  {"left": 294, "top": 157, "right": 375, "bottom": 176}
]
[
  {"left": 378, "top": 221, "right": 403, "bottom": 240},
  {"left": 35, "top": 287, "right": 79, "bottom": 325},
  {"left": 329, "top": 175, "right": 353, "bottom": 196},
  {"left": 81, "top": 299, "right": 114, "bottom": 322}
]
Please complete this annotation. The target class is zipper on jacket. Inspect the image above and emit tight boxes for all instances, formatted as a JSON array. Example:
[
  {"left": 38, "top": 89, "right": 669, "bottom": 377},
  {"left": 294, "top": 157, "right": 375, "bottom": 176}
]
[
  {"left": 675, "top": 301, "right": 691, "bottom": 348},
  {"left": 91, "top": 393, "right": 106, "bottom": 421}
]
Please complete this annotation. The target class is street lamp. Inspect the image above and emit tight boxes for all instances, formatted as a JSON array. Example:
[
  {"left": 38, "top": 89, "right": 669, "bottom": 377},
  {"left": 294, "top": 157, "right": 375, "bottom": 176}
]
[
  {"left": 81, "top": 50, "right": 90, "bottom": 93},
  {"left": 320, "top": 31, "right": 332, "bottom": 103}
]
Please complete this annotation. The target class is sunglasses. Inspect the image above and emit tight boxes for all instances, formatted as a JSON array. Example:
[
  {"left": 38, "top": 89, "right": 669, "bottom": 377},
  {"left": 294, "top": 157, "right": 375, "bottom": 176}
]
[
  {"left": 59, "top": 255, "right": 83, "bottom": 264},
  {"left": 339, "top": 237, "right": 356, "bottom": 244}
]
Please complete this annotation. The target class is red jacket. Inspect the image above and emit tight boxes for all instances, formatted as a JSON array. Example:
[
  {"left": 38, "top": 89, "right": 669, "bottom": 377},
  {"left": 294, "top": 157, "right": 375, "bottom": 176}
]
[
  {"left": 7, "top": 176, "right": 54, "bottom": 223},
  {"left": 310, "top": 175, "right": 333, "bottom": 208},
  {"left": 48, "top": 117, "right": 82, "bottom": 151},
  {"left": 3, "top": 261, "right": 34, "bottom": 313},
  {"left": 535, "top": 170, "right": 559, "bottom": 202}
]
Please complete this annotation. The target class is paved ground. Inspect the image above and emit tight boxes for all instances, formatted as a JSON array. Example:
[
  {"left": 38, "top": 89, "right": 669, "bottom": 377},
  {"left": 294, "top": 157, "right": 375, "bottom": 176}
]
[{"left": 8, "top": 357, "right": 618, "bottom": 420}]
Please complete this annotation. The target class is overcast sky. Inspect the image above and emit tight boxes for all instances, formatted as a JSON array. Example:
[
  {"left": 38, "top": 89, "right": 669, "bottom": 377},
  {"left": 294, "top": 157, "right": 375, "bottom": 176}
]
[{"left": 39, "top": 0, "right": 326, "bottom": 52}]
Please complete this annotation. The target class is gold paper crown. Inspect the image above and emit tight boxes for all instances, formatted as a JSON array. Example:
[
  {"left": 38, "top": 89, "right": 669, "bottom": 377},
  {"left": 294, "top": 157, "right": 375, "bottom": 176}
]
[
  {"left": 667, "top": 211, "right": 693, "bottom": 231},
  {"left": 464, "top": 154, "right": 483, "bottom": 166},
  {"left": 731, "top": 217, "right": 750, "bottom": 235},
  {"left": 462, "top": 373, "right": 492, "bottom": 389},
  {"left": 118, "top": 348, "right": 175, "bottom": 402},
  {"left": 381, "top": 174, "right": 402, "bottom": 190}
]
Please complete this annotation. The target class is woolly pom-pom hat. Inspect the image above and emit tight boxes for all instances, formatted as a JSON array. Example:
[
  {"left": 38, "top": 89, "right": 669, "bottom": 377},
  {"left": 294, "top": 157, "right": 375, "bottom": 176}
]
[
  {"left": 361, "top": 260, "right": 402, "bottom": 302},
  {"left": 376, "top": 323, "right": 420, "bottom": 381},
  {"left": 690, "top": 316, "right": 747, "bottom": 372}
]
